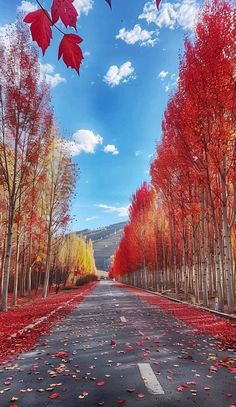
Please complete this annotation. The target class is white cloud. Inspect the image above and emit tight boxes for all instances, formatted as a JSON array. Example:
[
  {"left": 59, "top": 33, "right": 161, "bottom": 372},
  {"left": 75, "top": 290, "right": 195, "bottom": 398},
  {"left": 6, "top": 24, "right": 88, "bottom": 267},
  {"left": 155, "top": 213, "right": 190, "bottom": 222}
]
[
  {"left": 17, "top": 1, "right": 37, "bottom": 13},
  {"left": 85, "top": 216, "right": 97, "bottom": 222},
  {"left": 104, "top": 61, "right": 135, "bottom": 87},
  {"left": 158, "top": 70, "right": 169, "bottom": 79},
  {"left": 139, "top": 0, "right": 199, "bottom": 31},
  {"left": 96, "top": 204, "right": 129, "bottom": 217},
  {"left": 104, "top": 144, "right": 119, "bottom": 155},
  {"left": 40, "top": 63, "right": 66, "bottom": 88},
  {"left": 17, "top": 1, "right": 93, "bottom": 18},
  {"left": 66, "top": 129, "right": 103, "bottom": 156},
  {"left": 74, "top": 0, "right": 93, "bottom": 15},
  {"left": 116, "top": 24, "right": 158, "bottom": 47}
]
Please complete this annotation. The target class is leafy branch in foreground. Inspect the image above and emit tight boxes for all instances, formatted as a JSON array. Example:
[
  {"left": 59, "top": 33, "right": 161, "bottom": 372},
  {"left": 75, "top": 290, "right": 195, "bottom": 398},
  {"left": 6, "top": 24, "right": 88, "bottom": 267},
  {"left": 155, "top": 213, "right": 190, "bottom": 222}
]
[{"left": 23, "top": 0, "right": 161, "bottom": 74}]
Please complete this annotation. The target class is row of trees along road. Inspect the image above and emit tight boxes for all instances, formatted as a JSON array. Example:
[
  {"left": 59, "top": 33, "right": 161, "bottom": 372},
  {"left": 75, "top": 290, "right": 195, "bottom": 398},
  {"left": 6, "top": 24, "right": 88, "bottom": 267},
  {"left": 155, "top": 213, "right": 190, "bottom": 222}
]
[
  {"left": 110, "top": 0, "right": 236, "bottom": 313},
  {"left": 0, "top": 22, "right": 96, "bottom": 312}
]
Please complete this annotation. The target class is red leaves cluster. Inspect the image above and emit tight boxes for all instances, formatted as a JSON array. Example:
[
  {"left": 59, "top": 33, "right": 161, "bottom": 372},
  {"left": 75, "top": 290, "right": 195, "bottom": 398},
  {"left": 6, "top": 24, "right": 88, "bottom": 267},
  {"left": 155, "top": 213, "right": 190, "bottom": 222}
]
[
  {"left": 0, "top": 282, "right": 97, "bottom": 363},
  {"left": 24, "top": 1, "right": 83, "bottom": 73},
  {"left": 23, "top": 0, "right": 161, "bottom": 74}
]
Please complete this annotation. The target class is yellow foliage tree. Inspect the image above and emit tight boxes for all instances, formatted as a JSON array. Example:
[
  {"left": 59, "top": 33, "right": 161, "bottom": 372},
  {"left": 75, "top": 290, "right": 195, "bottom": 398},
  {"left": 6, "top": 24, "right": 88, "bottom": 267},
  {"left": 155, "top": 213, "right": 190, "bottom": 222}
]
[{"left": 58, "top": 234, "right": 97, "bottom": 284}]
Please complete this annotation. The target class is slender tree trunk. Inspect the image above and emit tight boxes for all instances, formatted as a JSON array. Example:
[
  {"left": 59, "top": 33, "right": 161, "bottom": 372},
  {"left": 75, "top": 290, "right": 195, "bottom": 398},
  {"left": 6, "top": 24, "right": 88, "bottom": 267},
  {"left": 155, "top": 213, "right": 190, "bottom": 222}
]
[
  {"left": 192, "top": 222, "right": 200, "bottom": 303},
  {"left": 205, "top": 167, "right": 224, "bottom": 311},
  {"left": 200, "top": 191, "right": 208, "bottom": 307},
  {"left": 28, "top": 232, "right": 33, "bottom": 300},
  {"left": 13, "top": 227, "right": 20, "bottom": 306},
  {"left": 221, "top": 170, "right": 234, "bottom": 311},
  {"left": 182, "top": 226, "right": 188, "bottom": 301},
  {"left": 42, "top": 231, "right": 52, "bottom": 299},
  {"left": 1, "top": 206, "right": 14, "bottom": 311}
]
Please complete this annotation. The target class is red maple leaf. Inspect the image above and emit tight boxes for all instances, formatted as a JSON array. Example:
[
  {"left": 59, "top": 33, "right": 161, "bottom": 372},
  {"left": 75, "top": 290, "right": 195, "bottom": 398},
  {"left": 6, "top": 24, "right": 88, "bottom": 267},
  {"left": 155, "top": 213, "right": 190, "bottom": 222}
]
[
  {"left": 58, "top": 34, "right": 83, "bottom": 72},
  {"left": 24, "top": 9, "right": 52, "bottom": 55},
  {"left": 51, "top": 0, "right": 78, "bottom": 29}
]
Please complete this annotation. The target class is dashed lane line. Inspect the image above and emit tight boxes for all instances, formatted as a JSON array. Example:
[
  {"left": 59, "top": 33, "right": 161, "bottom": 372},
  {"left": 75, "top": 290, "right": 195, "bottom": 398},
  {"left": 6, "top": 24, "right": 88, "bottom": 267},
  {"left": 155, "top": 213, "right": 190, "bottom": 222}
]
[{"left": 138, "top": 363, "right": 165, "bottom": 395}]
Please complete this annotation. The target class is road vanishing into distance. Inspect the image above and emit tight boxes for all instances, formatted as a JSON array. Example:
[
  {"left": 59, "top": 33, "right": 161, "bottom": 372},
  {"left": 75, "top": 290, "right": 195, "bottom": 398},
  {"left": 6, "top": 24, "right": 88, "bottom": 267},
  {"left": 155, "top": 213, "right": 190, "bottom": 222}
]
[{"left": 0, "top": 282, "right": 235, "bottom": 407}]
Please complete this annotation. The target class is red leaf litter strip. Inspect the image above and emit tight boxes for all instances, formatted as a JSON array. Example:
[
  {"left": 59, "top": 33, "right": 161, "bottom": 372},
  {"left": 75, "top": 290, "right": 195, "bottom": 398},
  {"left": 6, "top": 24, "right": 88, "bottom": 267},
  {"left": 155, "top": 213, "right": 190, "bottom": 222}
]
[
  {"left": 117, "top": 284, "right": 236, "bottom": 349},
  {"left": 0, "top": 282, "right": 97, "bottom": 363}
]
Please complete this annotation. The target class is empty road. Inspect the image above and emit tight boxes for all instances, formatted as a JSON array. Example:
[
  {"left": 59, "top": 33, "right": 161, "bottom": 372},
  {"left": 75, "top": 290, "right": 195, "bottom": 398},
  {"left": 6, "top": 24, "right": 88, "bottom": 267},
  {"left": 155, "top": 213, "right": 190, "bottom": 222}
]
[{"left": 0, "top": 282, "right": 235, "bottom": 406}]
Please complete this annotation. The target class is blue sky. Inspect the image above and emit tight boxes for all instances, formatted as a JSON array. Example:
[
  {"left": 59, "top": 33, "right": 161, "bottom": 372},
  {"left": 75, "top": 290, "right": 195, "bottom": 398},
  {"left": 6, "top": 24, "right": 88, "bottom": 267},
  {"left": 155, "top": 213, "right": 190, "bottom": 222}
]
[{"left": 1, "top": 0, "right": 200, "bottom": 231}]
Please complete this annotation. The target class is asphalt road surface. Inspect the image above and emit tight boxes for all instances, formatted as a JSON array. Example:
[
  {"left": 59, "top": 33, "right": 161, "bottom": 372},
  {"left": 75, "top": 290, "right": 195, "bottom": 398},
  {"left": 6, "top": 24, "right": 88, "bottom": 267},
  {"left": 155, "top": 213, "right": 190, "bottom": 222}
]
[{"left": 0, "top": 282, "right": 235, "bottom": 407}]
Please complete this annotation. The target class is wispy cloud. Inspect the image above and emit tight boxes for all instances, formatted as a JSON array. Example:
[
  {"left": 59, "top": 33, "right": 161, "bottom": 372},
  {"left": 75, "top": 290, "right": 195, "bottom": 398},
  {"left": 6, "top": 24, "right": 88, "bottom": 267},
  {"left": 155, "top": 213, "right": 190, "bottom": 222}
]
[
  {"left": 104, "top": 61, "right": 136, "bottom": 87},
  {"left": 135, "top": 150, "right": 152, "bottom": 159},
  {"left": 158, "top": 70, "right": 169, "bottom": 80},
  {"left": 104, "top": 144, "right": 119, "bottom": 155},
  {"left": 40, "top": 63, "right": 66, "bottom": 88},
  {"left": 139, "top": 0, "right": 199, "bottom": 31},
  {"left": 85, "top": 216, "right": 98, "bottom": 222},
  {"left": 116, "top": 24, "right": 158, "bottom": 47},
  {"left": 96, "top": 204, "right": 129, "bottom": 217},
  {"left": 135, "top": 150, "right": 142, "bottom": 157},
  {"left": 157, "top": 70, "right": 178, "bottom": 93}
]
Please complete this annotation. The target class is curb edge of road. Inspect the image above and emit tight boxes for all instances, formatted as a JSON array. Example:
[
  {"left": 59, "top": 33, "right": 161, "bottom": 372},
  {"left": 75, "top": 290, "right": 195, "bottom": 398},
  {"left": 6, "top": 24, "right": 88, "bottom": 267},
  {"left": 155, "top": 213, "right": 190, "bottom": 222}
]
[{"left": 117, "top": 282, "right": 236, "bottom": 322}]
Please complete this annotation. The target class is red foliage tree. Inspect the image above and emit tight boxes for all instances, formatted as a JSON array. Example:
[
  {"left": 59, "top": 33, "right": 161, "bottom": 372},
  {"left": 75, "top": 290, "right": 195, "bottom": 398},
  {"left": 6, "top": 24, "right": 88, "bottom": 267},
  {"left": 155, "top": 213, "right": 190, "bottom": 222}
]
[{"left": 111, "top": 0, "right": 236, "bottom": 313}]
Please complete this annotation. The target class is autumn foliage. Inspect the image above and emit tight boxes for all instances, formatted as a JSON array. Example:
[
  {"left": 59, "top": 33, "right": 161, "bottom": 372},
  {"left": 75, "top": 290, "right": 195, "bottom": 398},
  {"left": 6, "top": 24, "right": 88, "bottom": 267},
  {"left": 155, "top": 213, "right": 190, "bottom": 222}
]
[
  {"left": 0, "top": 282, "right": 97, "bottom": 362},
  {"left": 0, "top": 23, "right": 97, "bottom": 312},
  {"left": 23, "top": 0, "right": 161, "bottom": 73},
  {"left": 110, "top": 0, "right": 236, "bottom": 313}
]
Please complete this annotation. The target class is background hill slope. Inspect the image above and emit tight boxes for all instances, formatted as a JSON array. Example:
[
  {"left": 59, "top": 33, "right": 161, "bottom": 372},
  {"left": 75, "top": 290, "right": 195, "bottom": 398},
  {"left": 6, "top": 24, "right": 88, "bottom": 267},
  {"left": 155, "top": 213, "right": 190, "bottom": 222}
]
[{"left": 76, "top": 221, "right": 126, "bottom": 271}]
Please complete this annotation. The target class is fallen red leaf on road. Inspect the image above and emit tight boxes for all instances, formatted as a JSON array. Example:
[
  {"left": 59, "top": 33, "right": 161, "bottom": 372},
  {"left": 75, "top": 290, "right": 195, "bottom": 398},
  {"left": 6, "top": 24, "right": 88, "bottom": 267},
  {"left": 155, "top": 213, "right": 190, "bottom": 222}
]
[
  {"left": 97, "top": 381, "right": 105, "bottom": 386},
  {"left": 49, "top": 392, "right": 60, "bottom": 399}
]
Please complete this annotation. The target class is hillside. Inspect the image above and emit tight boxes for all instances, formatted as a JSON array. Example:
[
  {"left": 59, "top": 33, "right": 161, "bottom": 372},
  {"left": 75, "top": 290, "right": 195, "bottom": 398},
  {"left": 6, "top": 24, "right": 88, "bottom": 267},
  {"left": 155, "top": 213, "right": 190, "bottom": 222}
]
[{"left": 76, "top": 221, "right": 126, "bottom": 271}]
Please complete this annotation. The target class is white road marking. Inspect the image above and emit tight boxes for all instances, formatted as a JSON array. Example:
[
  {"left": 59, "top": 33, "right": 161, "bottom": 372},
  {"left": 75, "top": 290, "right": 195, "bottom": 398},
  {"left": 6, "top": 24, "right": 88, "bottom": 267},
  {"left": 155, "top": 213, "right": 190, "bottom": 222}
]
[
  {"left": 120, "top": 316, "right": 127, "bottom": 322},
  {"left": 138, "top": 363, "right": 165, "bottom": 395}
]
